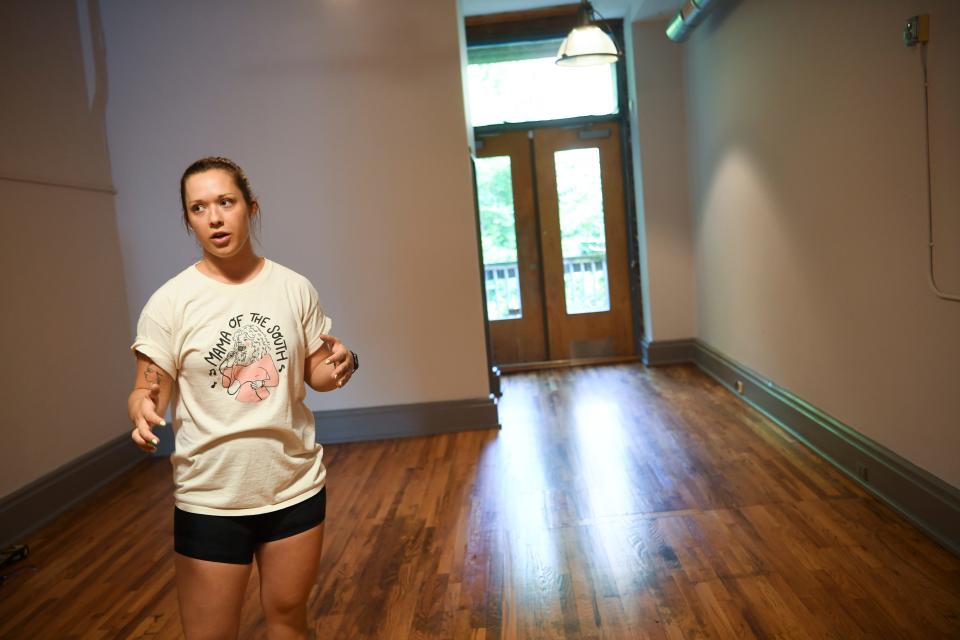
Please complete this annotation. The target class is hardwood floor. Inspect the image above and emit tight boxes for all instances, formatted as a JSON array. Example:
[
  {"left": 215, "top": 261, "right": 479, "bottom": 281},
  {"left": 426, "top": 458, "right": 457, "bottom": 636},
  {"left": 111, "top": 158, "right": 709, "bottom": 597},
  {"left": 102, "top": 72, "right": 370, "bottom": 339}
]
[{"left": 1, "top": 364, "right": 958, "bottom": 639}]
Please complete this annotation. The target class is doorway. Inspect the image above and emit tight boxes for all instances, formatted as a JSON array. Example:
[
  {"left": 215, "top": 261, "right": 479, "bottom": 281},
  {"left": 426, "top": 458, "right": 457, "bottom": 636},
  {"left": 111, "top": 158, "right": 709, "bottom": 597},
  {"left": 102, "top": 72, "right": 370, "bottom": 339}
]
[
  {"left": 465, "top": 7, "right": 641, "bottom": 374},
  {"left": 476, "top": 121, "right": 634, "bottom": 368}
]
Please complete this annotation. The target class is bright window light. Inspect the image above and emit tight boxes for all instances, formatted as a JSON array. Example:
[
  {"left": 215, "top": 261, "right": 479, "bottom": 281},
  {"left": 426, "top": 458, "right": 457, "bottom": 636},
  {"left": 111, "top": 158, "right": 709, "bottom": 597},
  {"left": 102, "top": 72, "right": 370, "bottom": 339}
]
[{"left": 467, "top": 40, "right": 618, "bottom": 127}]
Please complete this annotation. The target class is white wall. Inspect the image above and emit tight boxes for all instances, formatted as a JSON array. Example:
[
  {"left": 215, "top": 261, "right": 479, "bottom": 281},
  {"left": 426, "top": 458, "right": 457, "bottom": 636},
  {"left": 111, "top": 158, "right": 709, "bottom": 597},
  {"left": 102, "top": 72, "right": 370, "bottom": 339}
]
[
  {"left": 626, "top": 17, "right": 699, "bottom": 343},
  {"left": 0, "top": 0, "right": 490, "bottom": 500},
  {"left": 0, "top": 0, "right": 132, "bottom": 498},
  {"left": 685, "top": 0, "right": 960, "bottom": 487},
  {"left": 101, "top": 0, "right": 491, "bottom": 412}
]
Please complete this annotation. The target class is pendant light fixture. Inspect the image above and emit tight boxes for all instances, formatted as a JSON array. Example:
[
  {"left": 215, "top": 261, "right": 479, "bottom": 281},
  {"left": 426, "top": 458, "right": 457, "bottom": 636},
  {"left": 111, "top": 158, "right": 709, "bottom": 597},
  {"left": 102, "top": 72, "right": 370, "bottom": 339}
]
[{"left": 556, "top": 1, "right": 622, "bottom": 67}]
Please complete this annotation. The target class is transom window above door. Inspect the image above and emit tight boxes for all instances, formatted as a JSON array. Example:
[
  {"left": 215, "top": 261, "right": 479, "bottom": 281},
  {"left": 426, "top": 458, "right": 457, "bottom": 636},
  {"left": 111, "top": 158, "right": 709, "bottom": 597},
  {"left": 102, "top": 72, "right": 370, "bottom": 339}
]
[{"left": 467, "top": 39, "right": 619, "bottom": 127}]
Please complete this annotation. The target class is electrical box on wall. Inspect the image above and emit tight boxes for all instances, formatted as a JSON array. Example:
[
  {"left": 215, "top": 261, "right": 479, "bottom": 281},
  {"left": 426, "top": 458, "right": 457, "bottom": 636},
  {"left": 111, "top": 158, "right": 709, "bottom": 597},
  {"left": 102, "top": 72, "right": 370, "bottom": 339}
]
[{"left": 903, "top": 15, "right": 929, "bottom": 47}]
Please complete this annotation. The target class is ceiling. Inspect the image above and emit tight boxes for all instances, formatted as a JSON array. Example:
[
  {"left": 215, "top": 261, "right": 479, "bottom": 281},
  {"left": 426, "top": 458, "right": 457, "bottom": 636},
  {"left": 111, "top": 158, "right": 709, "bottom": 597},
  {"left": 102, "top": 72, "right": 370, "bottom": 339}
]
[{"left": 461, "top": 0, "right": 682, "bottom": 20}]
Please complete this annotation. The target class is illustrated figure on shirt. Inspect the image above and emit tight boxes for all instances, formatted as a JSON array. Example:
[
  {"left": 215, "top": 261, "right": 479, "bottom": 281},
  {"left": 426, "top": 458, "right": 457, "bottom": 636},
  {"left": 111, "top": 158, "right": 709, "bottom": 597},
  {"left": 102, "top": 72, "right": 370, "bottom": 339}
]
[{"left": 218, "top": 324, "right": 279, "bottom": 402}]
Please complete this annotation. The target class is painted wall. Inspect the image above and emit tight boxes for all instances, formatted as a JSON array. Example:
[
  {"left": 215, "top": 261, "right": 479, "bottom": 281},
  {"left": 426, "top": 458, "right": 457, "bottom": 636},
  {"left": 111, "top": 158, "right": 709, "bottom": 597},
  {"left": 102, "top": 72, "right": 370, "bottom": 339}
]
[
  {"left": 1, "top": 0, "right": 490, "bottom": 499},
  {"left": 685, "top": 0, "right": 960, "bottom": 487},
  {"left": 0, "top": 0, "right": 132, "bottom": 498},
  {"left": 626, "top": 17, "right": 699, "bottom": 343},
  {"left": 101, "top": 0, "right": 490, "bottom": 415}
]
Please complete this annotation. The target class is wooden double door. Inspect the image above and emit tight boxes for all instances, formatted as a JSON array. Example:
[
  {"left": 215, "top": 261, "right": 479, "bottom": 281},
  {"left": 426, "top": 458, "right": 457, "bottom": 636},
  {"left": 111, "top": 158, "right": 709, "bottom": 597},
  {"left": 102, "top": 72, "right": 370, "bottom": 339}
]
[{"left": 476, "top": 122, "right": 633, "bottom": 367}]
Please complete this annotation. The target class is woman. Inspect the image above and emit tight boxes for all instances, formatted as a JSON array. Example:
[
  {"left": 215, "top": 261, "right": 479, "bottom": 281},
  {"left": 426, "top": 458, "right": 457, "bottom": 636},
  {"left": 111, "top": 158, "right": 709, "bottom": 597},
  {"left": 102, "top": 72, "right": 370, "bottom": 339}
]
[{"left": 127, "top": 156, "right": 355, "bottom": 639}]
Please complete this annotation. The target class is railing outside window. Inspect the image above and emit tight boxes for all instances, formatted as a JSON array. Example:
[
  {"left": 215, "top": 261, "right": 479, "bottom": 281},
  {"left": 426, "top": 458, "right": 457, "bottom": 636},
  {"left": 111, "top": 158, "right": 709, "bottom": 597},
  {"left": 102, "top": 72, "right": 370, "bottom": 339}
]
[
  {"left": 484, "top": 262, "right": 522, "bottom": 320},
  {"left": 562, "top": 254, "right": 610, "bottom": 314},
  {"left": 485, "top": 253, "right": 609, "bottom": 320}
]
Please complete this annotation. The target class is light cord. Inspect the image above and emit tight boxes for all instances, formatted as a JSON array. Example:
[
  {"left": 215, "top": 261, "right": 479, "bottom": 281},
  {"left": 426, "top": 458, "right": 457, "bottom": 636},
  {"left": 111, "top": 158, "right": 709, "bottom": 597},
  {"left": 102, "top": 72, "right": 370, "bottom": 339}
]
[{"left": 920, "top": 42, "right": 960, "bottom": 302}]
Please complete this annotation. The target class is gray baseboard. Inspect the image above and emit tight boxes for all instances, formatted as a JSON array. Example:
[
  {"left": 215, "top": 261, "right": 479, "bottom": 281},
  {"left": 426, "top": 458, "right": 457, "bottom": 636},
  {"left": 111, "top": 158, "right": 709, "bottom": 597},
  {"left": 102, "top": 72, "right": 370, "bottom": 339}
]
[
  {"left": 0, "top": 397, "right": 499, "bottom": 550},
  {"left": 0, "top": 433, "right": 145, "bottom": 548},
  {"left": 641, "top": 337, "right": 697, "bottom": 366},
  {"left": 314, "top": 396, "right": 501, "bottom": 444},
  {"left": 691, "top": 339, "right": 960, "bottom": 557}
]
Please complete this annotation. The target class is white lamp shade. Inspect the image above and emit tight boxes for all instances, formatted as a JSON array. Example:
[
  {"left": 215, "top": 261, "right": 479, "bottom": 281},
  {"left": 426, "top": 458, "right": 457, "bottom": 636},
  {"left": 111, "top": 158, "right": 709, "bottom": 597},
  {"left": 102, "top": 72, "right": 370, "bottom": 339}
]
[{"left": 556, "top": 25, "right": 620, "bottom": 66}]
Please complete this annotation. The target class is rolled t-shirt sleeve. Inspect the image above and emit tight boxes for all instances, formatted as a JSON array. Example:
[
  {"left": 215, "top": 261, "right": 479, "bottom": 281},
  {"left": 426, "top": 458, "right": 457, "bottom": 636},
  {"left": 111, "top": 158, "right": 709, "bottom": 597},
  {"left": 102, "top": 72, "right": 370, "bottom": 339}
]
[
  {"left": 303, "top": 281, "right": 333, "bottom": 357},
  {"left": 130, "top": 293, "right": 177, "bottom": 378}
]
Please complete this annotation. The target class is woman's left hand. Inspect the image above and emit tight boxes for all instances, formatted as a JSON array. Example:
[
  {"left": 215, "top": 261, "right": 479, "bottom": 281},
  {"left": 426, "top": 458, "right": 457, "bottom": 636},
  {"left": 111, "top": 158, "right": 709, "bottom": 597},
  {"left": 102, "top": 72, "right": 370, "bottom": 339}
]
[{"left": 319, "top": 333, "right": 354, "bottom": 388}]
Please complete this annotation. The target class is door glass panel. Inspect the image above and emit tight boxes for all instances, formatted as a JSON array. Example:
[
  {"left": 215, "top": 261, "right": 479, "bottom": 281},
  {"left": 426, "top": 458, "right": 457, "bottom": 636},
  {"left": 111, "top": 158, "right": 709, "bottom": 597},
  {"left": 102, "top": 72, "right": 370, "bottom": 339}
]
[
  {"left": 476, "top": 155, "right": 522, "bottom": 321},
  {"left": 554, "top": 147, "right": 610, "bottom": 314}
]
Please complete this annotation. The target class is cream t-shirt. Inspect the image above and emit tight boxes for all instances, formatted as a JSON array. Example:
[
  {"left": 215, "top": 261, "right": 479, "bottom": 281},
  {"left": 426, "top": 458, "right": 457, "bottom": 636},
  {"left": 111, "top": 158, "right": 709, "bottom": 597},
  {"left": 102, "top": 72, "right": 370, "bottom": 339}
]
[{"left": 130, "top": 258, "right": 332, "bottom": 516}]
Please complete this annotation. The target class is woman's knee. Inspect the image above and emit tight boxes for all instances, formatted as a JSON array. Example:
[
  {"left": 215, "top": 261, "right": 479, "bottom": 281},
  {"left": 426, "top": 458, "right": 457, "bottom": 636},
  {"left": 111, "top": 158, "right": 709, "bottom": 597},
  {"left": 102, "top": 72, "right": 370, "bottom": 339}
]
[{"left": 260, "top": 588, "right": 308, "bottom": 622}]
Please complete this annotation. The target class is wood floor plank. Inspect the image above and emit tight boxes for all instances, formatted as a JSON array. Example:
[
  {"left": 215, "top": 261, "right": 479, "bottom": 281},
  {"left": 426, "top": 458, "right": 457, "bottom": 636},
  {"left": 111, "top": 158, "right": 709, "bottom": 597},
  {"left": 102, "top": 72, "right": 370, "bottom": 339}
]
[{"left": 1, "top": 363, "right": 958, "bottom": 638}]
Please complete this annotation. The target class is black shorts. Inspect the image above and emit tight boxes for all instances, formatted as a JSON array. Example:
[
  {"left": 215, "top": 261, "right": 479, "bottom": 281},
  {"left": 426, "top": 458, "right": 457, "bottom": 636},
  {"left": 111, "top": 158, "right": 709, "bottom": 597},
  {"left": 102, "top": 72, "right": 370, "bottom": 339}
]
[{"left": 174, "top": 487, "right": 326, "bottom": 565}]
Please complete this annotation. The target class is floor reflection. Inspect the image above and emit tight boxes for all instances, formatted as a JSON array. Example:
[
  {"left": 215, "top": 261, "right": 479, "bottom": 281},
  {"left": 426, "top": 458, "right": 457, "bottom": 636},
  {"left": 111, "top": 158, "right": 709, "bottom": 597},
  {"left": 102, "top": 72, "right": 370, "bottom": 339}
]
[
  {"left": 484, "top": 367, "right": 666, "bottom": 634},
  {"left": 489, "top": 372, "right": 562, "bottom": 625}
]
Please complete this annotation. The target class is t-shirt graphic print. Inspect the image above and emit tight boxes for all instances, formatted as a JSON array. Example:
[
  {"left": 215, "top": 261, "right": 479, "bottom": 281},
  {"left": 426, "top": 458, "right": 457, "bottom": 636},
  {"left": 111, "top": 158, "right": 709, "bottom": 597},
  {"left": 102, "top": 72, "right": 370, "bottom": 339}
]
[
  {"left": 207, "top": 314, "right": 287, "bottom": 402},
  {"left": 131, "top": 258, "right": 333, "bottom": 516}
]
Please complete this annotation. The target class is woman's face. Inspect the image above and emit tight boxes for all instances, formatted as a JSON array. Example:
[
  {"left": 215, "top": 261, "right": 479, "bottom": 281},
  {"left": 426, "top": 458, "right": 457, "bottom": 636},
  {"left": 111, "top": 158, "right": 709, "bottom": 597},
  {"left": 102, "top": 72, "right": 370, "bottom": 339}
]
[{"left": 183, "top": 169, "right": 257, "bottom": 259}]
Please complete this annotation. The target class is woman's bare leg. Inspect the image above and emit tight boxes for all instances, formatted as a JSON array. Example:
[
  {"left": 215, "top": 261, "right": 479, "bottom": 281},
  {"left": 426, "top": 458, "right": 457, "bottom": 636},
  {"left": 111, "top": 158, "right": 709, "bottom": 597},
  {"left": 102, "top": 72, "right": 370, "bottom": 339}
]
[
  {"left": 174, "top": 552, "right": 253, "bottom": 640},
  {"left": 254, "top": 523, "right": 325, "bottom": 640}
]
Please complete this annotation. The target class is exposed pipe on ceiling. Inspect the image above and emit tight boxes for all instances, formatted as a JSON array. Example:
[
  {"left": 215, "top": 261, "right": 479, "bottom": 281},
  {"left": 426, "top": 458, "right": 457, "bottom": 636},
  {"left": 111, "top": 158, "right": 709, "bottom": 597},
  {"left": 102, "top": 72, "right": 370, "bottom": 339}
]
[{"left": 665, "top": 0, "right": 720, "bottom": 42}]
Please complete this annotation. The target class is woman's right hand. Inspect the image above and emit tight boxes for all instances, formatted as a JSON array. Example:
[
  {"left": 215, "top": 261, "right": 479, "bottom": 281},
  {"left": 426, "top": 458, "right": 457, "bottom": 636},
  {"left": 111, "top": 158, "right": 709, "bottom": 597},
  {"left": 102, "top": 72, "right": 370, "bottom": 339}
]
[{"left": 130, "top": 383, "right": 166, "bottom": 453}]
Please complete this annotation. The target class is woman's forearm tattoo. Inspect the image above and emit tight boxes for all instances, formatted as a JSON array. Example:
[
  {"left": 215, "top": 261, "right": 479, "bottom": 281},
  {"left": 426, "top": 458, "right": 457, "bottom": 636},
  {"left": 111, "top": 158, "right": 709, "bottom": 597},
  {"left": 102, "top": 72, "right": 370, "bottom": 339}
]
[{"left": 144, "top": 364, "right": 163, "bottom": 386}]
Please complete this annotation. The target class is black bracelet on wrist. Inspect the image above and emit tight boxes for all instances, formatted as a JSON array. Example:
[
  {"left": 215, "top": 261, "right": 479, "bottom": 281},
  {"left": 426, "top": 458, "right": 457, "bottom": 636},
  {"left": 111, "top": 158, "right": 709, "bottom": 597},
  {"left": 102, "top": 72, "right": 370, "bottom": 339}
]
[{"left": 350, "top": 351, "right": 359, "bottom": 373}]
